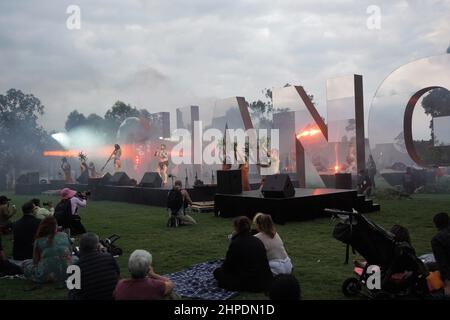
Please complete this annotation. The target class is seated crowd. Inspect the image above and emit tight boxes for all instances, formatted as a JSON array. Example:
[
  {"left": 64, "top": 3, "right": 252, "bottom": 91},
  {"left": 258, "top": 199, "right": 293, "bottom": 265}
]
[{"left": 1, "top": 189, "right": 450, "bottom": 300}]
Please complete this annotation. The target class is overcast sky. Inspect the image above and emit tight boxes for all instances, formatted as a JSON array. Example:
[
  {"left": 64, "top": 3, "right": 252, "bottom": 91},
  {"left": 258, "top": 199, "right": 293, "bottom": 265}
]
[{"left": 0, "top": 0, "right": 449, "bottom": 132}]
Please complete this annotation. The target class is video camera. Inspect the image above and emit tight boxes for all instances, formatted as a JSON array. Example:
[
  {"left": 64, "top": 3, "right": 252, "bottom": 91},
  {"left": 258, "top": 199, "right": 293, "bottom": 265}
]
[{"left": 76, "top": 190, "right": 91, "bottom": 199}]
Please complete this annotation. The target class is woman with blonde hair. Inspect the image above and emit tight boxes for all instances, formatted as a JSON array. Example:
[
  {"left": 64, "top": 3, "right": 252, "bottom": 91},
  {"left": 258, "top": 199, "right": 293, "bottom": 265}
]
[{"left": 253, "top": 213, "right": 293, "bottom": 275}]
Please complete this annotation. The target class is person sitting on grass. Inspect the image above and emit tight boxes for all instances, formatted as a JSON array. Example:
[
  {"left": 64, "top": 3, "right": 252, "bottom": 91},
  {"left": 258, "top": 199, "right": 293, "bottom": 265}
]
[
  {"left": 268, "top": 274, "right": 301, "bottom": 300},
  {"left": 387, "top": 224, "right": 428, "bottom": 292},
  {"left": 0, "top": 234, "right": 22, "bottom": 276},
  {"left": 213, "top": 216, "right": 272, "bottom": 292},
  {"left": 253, "top": 213, "right": 293, "bottom": 275},
  {"left": 31, "top": 198, "right": 54, "bottom": 220},
  {"left": 0, "top": 195, "right": 16, "bottom": 233},
  {"left": 431, "top": 212, "right": 450, "bottom": 297},
  {"left": 23, "top": 216, "right": 75, "bottom": 287},
  {"left": 69, "top": 233, "right": 120, "bottom": 300},
  {"left": 12, "top": 201, "right": 41, "bottom": 261},
  {"left": 114, "top": 249, "right": 175, "bottom": 300}
]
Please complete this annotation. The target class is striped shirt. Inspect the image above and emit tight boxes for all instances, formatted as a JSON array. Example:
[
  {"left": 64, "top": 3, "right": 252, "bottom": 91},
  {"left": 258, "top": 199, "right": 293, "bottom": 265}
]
[{"left": 70, "top": 252, "right": 120, "bottom": 300}]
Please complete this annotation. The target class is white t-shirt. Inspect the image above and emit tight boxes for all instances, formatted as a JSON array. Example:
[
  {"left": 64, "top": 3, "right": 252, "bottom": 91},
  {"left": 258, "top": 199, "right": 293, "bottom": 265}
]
[{"left": 254, "top": 232, "right": 289, "bottom": 261}]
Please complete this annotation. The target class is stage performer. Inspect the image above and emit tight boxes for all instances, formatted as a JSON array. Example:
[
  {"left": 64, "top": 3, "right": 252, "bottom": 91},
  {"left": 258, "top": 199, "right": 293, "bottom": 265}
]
[
  {"left": 79, "top": 152, "right": 88, "bottom": 174},
  {"left": 155, "top": 144, "right": 169, "bottom": 185},
  {"left": 61, "top": 157, "right": 73, "bottom": 183},
  {"left": 113, "top": 144, "right": 122, "bottom": 171},
  {"left": 239, "top": 161, "right": 251, "bottom": 192},
  {"left": 88, "top": 162, "right": 99, "bottom": 178}
]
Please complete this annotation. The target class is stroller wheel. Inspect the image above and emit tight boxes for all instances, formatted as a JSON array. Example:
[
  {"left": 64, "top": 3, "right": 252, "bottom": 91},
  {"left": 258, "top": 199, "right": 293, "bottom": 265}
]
[{"left": 342, "top": 278, "right": 361, "bottom": 297}]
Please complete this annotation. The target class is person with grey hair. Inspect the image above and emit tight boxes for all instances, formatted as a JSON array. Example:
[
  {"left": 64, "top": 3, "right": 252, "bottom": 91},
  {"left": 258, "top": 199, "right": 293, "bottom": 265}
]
[
  {"left": 69, "top": 233, "right": 120, "bottom": 300},
  {"left": 114, "top": 249, "right": 174, "bottom": 300}
]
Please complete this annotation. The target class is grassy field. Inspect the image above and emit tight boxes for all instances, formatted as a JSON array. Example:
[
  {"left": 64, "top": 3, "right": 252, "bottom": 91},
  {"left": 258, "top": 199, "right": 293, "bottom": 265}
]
[{"left": 0, "top": 192, "right": 448, "bottom": 300}]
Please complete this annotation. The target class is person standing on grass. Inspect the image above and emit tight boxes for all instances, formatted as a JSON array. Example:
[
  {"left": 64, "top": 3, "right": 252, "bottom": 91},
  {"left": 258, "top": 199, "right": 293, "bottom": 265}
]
[
  {"left": 114, "top": 249, "right": 175, "bottom": 300},
  {"left": 431, "top": 212, "right": 450, "bottom": 297},
  {"left": 69, "top": 233, "right": 120, "bottom": 300}
]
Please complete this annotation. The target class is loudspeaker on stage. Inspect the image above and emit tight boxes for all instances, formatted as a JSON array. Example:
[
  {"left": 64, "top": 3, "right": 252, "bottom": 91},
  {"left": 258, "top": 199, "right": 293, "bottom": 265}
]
[{"left": 261, "top": 174, "right": 295, "bottom": 198}]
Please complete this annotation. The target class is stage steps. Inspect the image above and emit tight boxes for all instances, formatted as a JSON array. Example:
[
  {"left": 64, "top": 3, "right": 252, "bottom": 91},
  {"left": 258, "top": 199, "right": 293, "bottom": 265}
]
[
  {"left": 355, "top": 194, "right": 380, "bottom": 213},
  {"left": 191, "top": 201, "right": 215, "bottom": 213}
]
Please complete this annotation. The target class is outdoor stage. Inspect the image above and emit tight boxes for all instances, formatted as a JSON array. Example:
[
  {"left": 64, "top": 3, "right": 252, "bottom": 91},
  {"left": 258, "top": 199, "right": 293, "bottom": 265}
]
[
  {"left": 15, "top": 181, "right": 219, "bottom": 206},
  {"left": 214, "top": 188, "right": 380, "bottom": 224},
  {"left": 15, "top": 180, "right": 379, "bottom": 223}
]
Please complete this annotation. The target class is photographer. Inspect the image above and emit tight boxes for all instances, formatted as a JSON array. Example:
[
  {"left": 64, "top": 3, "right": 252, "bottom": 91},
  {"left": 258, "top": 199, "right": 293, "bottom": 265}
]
[
  {"left": 31, "top": 198, "right": 54, "bottom": 220},
  {"left": 0, "top": 195, "right": 16, "bottom": 233},
  {"left": 54, "top": 188, "right": 89, "bottom": 236}
]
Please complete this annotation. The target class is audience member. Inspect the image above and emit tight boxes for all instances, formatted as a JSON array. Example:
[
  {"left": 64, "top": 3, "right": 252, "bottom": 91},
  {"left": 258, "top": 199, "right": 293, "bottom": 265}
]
[
  {"left": 0, "top": 195, "right": 16, "bottom": 232},
  {"left": 268, "top": 274, "right": 301, "bottom": 300},
  {"left": 167, "top": 181, "right": 196, "bottom": 226},
  {"left": 69, "top": 233, "right": 120, "bottom": 300},
  {"left": 12, "top": 201, "right": 41, "bottom": 261},
  {"left": 357, "top": 169, "right": 373, "bottom": 197},
  {"left": 214, "top": 216, "right": 272, "bottom": 292},
  {"left": 31, "top": 198, "right": 54, "bottom": 220},
  {"left": 0, "top": 234, "right": 22, "bottom": 276},
  {"left": 23, "top": 216, "right": 75, "bottom": 285},
  {"left": 253, "top": 213, "right": 293, "bottom": 275},
  {"left": 431, "top": 212, "right": 450, "bottom": 297},
  {"left": 54, "top": 188, "right": 87, "bottom": 236},
  {"left": 114, "top": 249, "right": 174, "bottom": 300}
]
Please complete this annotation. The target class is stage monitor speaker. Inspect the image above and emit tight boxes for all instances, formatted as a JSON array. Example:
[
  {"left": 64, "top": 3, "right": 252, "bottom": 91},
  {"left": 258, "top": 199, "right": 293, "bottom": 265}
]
[
  {"left": 77, "top": 170, "right": 89, "bottom": 184},
  {"left": 100, "top": 172, "right": 112, "bottom": 185},
  {"left": 261, "top": 174, "right": 295, "bottom": 198},
  {"left": 139, "top": 172, "right": 162, "bottom": 188},
  {"left": 17, "top": 174, "right": 29, "bottom": 185},
  {"left": 17, "top": 172, "right": 39, "bottom": 185},
  {"left": 217, "top": 170, "right": 242, "bottom": 194},
  {"left": 109, "top": 172, "right": 132, "bottom": 186},
  {"left": 335, "top": 173, "right": 352, "bottom": 189}
]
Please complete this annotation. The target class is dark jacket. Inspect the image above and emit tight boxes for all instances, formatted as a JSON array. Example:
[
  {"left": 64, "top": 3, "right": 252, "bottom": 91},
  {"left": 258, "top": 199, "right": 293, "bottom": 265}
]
[
  {"left": 431, "top": 227, "right": 450, "bottom": 281},
  {"left": 69, "top": 251, "right": 120, "bottom": 300},
  {"left": 12, "top": 214, "right": 41, "bottom": 260},
  {"left": 222, "top": 231, "right": 272, "bottom": 291}
]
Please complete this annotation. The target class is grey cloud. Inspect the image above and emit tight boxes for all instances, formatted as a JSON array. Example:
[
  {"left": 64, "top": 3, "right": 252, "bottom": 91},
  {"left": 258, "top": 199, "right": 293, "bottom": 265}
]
[{"left": 0, "top": 0, "right": 449, "bottom": 132}]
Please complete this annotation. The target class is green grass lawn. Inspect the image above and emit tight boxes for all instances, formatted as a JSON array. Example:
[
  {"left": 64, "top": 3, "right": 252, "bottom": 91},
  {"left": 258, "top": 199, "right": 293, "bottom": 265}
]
[{"left": 0, "top": 192, "right": 448, "bottom": 300}]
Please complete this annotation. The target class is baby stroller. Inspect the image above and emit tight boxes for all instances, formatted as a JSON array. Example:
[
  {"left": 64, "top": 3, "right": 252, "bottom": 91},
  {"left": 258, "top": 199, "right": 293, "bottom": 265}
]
[{"left": 328, "top": 209, "right": 429, "bottom": 299}]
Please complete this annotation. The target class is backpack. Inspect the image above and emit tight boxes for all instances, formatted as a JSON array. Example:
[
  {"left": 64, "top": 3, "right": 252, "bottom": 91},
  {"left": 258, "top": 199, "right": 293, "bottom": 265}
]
[
  {"left": 54, "top": 199, "right": 72, "bottom": 228},
  {"left": 167, "top": 189, "right": 183, "bottom": 214}
]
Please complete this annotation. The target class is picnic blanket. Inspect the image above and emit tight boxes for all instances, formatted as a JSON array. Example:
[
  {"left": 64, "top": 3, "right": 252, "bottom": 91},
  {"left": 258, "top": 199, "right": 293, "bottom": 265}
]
[{"left": 166, "top": 259, "right": 238, "bottom": 300}]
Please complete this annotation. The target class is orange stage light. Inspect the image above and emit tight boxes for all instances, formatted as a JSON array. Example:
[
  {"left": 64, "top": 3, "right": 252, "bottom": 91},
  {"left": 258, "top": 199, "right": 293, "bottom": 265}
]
[
  {"left": 296, "top": 128, "right": 321, "bottom": 139},
  {"left": 42, "top": 150, "right": 80, "bottom": 157}
]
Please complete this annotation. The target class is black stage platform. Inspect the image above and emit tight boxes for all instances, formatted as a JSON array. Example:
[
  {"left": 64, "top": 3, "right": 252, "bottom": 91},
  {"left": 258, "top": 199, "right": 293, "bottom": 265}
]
[
  {"left": 214, "top": 188, "right": 380, "bottom": 224},
  {"left": 15, "top": 182, "right": 379, "bottom": 222},
  {"left": 15, "top": 182, "right": 218, "bottom": 207}
]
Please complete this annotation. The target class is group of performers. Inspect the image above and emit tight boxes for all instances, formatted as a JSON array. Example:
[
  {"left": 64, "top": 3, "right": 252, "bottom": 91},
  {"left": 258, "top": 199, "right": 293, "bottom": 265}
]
[
  {"left": 60, "top": 142, "right": 279, "bottom": 189},
  {"left": 60, "top": 143, "right": 170, "bottom": 185}
]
